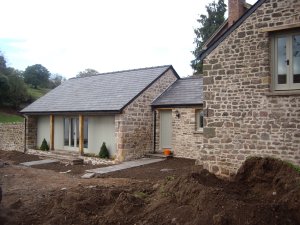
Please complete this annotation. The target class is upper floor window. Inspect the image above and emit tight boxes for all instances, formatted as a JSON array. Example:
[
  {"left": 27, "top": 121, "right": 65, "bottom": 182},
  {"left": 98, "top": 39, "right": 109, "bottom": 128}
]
[
  {"left": 196, "top": 109, "right": 204, "bottom": 131},
  {"left": 273, "top": 32, "right": 300, "bottom": 90}
]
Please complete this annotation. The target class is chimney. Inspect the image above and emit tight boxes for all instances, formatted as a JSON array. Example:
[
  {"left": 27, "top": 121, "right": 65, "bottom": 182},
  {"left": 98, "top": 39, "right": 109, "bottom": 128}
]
[{"left": 228, "top": 0, "right": 246, "bottom": 26}]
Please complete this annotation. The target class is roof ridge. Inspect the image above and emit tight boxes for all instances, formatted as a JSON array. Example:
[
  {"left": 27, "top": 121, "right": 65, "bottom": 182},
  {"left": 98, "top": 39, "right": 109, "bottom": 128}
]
[
  {"left": 199, "top": 0, "right": 266, "bottom": 61},
  {"left": 71, "top": 65, "right": 172, "bottom": 80}
]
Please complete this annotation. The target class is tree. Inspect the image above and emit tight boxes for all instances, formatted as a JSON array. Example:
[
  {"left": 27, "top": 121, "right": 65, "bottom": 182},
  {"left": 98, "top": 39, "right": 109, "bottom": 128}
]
[
  {"left": 0, "top": 53, "right": 7, "bottom": 75},
  {"left": 6, "top": 68, "right": 28, "bottom": 108},
  {"left": 23, "top": 64, "right": 50, "bottom": 88},
  {"left": 76, "top": 68, "right": 99, "bottom": 78},
  {"left": 0, "top": 53, "right": 28, "bottom": 108},
  {"left": 0, "top": 73, "right": 9, "bottom": 105},
  {"left": 48, "top": 73, "right": 66, "bottom": 88},
  {"left": 191, "top": 0, "right": 227, "bottom": 74}
]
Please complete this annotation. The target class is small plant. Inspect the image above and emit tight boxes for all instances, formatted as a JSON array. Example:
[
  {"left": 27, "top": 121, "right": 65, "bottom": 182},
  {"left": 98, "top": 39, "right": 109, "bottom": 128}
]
[
  {"left": 165, "top": 175, "right": 175, "bottom": 181},
  {"left": 99, "top": 142, "right": 109, "bottom": 159},
  {"left": 40, "top": 138, "right": 49, "bottom": 151},
  {"left": 285, "top": 161, "right": 300, "bottom": 174},
  {"left": 133, "top": 191, "right": 148, "bottom": 199}
]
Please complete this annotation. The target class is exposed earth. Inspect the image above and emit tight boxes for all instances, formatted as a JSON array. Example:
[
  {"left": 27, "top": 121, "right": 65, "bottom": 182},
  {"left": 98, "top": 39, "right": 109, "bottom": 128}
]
[{"left": 0, "top": 150, "right": 300, "bottom": 225}]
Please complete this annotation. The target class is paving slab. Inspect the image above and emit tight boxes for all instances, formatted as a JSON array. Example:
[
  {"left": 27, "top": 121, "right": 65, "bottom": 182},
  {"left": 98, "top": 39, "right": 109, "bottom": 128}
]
[
  {"left": 20, "top": 159, "right": 59, "bottom": 167},
  {"left": 86, "top": 158, "right": 165, "bottom": 175},
  {"left": 81, "top": 173, "right": 95, "bottom": 179}
]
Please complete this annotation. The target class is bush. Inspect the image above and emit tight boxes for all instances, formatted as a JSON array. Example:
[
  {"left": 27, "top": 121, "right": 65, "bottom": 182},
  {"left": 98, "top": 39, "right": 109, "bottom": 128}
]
[
  {"left": 40, "top": 138, "right": 49, "bottom": 151},
  {"left": 99, "top": 142, "right": 109, "bottom": 159}
]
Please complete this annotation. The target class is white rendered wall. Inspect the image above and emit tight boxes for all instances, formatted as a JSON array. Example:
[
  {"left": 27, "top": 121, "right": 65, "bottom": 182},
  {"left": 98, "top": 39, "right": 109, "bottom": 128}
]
[
  {"left": 87, "top": 116, "right": 116, "bottom": 157},
  {"left": 37, "top": 116, "right": 50, "bottom": 148}
]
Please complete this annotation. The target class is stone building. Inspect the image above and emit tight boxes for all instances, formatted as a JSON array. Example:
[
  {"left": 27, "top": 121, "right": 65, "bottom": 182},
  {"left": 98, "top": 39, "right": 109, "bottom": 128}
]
[
  {"left": 152, "top": 77, "right": 203, "bottom": 159},
  {"left": 197, "top": 0, "right": 300, "bottom": 176},
  {"left": 21, "top": 65, "right": 179, "bottom": 161}
]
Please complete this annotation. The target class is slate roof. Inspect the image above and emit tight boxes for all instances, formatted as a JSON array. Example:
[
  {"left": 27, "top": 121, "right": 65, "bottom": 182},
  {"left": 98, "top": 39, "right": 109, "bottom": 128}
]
[
  {"left": 152, "top": 77, "right": 203, "bottom": 107},
  {"left": 21, "top": 65, "right": 178, "bottom": 114}
]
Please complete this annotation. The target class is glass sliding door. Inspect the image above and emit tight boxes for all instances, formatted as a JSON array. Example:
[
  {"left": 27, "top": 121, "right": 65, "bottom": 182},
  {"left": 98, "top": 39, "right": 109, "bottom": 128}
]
[
  {"left": 64, "top": 117, "right": 88, "bottom": 150},
  {"left": 84, "top": 118, "right": 88, "bottom": 148}
]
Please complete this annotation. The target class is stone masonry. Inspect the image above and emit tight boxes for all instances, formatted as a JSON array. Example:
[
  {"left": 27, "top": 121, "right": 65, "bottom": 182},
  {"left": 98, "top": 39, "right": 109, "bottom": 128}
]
[
  {"left": 115, "top": 68, "right": 178, "bottom": 161},
  {"left": 199, "top": 0, "right": 300, "bottom": 176},
  {"left": 25, "top": 116, "right": 37, "bottom": 150},
  {"left": 0, "top": 123, "right": 24, "bottom": 152},
  {"left": 155, "top": 107, "right": 203, "bottom": 159}
]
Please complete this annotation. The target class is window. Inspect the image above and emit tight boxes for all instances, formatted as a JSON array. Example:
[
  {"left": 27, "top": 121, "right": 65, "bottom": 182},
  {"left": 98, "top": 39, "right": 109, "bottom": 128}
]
[
  {"left": 273, "top": 32, "right": 300, "bottom": 90},
  {"left": 64, "top": 117, "right": 88, "bottom": 148},
  {"left": 196, "top": 110, "right": 204, "bottom": 131}
]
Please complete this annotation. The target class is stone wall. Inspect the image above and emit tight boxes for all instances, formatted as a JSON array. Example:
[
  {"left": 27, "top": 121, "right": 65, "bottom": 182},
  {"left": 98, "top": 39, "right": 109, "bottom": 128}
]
[
  {"left": 155, "top": 107, "right": 203, "bottom": 159},
  {"left": 200, "top": 0, "right": 300, "bottom": 176},
  {"left": 25, "top": 116, "right": 37, "bottom": 150},
  {"left": 0, "top": 123, "right": 24, "bottom": 152},
  {"left": 115, "top": 68, "right": 178, "bottom": 161}
]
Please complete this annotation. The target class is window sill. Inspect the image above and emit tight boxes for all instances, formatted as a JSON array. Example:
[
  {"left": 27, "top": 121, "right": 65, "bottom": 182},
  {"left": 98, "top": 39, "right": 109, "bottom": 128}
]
[
  {"left": 265, "top": 90, "right": 300, "bottom": 96},
  {"left": 194, "top": 129, "right": 203, "bottom": 134}
]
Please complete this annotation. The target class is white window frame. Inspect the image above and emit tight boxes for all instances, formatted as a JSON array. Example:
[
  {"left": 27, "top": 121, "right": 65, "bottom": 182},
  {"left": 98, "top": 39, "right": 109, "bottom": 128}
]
[{"left": 272, "top": 31, "right": 300, "bottom": 91}]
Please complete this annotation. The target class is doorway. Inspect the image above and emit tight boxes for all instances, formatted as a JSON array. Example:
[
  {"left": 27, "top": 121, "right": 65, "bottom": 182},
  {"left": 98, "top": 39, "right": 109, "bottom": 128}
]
[
  {"left": 160, "top": 110, "right": 172, "bottom": 152},
  {"left": 64, "top": 117, "right": 79, "bottom": 150}
]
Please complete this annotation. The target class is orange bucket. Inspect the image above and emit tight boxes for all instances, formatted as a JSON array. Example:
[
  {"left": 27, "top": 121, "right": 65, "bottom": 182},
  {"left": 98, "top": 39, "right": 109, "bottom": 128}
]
[{"left": 163, "top": 149, "right": 171, "bottom": 156}]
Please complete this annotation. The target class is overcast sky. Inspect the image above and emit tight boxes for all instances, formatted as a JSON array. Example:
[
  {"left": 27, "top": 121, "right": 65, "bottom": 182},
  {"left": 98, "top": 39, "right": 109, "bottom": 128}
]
[{"left": 0, "top": 0, "right": 257, "bottom": 78}]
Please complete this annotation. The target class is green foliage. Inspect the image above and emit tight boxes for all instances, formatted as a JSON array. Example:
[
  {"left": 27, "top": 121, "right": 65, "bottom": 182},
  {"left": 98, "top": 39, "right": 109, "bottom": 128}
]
[
  {"left": 0, "top": 112, "right": 23, "bottom": 123},
  {"left": 0, "top": 52, "right": 58, "bottom": 109},
  {"left": 40, "top": 138, "right": 49, "bottom": 151},
  {"left": 285, "top": 161, "right": 300, "bottom": 174},
  {"left": 27, "top": 86, "right": 51, "bottom": 101},
  {"left": 76, "top": 68, "right": 99, "bottom": 78},
  {"left": 191, "top": 0, "right": 227, "bottom": 74},
  {"left": 99, "top": 142, "right": 109, "bottom": 159},
  {"left": 24, "top": 64, "right": 50, "bottom": 89},
  {"left": 48, "top": 74, "right": 65, "bottom": 88},
  {"left": 133, "top": 191, "right": 148, "bottom": 199},
  {"left": 6, "top": 69, "right": 29, "bottom": 108},
  {"left": 0, "top": 53, "right": 7, "bottom": 74},
  {"left": 165, "top": 175, "right": 175, "bottom": 181},
  {"left": 0, "top": 73, "right": 10, "bottom": 105}
]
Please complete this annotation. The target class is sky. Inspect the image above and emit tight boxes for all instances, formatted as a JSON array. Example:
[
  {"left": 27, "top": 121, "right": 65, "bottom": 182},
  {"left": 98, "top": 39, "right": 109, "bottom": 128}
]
[{"left": 0, "top": 0, "right": 258, "bottom": 78}]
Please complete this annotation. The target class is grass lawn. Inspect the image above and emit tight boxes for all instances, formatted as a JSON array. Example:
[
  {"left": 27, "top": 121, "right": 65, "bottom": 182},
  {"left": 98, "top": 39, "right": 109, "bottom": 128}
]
[
  {"left": 27, "top": 86, "right": 51, "bottom": 100},
  {"left": 0, "top": 112, "right": 23, "bottom": 123}
]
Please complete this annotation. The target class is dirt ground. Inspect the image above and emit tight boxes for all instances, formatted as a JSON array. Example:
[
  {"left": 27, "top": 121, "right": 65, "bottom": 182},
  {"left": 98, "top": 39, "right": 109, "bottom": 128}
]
[{"left": 0, "top": 150, "right": 300, "bottom": 225}]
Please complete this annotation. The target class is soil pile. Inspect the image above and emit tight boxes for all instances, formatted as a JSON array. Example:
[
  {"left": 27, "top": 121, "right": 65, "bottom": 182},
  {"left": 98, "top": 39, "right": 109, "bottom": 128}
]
[
  {"left": 141, "top": 157, "right": 300, "bottom": 225},
  {"left": 3, "top": 157, "right": 300, "bottom": 225}
]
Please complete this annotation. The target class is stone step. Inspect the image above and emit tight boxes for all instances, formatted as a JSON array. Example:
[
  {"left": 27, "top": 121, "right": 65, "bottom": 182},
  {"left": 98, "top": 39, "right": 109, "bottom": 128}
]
[
  {"left": 145, "top": 153, "right": 173, "bottom": 159},
  {"left": 20, "top": 159, "right": 59, "bottom": 167},
  {"left": 44, "top": 154, "right": 83, "bottom": 165}
]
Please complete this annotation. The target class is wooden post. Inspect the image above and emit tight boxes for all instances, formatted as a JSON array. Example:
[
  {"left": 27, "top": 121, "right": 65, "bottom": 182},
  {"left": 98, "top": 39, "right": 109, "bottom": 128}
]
[
  {"left": 79, "top": 115, "right": 84, "bottom": 155},
  {"left": 50, "top": 115, "right": 54, "bottom": 150}
]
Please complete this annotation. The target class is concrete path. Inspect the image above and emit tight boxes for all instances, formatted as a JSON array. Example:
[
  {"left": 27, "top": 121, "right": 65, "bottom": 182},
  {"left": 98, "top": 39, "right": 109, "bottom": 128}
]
[
  {"left": 85, "top": 158, "right": 165, "bottom": 175},
  {"left": 20, "top": 159, "right": 59, "bottom": 167}
]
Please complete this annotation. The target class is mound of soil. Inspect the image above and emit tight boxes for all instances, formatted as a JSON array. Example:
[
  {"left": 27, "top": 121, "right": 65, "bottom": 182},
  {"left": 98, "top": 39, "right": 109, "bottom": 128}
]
[
  {"left": 2, "top": 157, "right": 300, "bottom": 225},
  {"left": 141, "top": 157, "right": 300, "bottom": 225}
]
